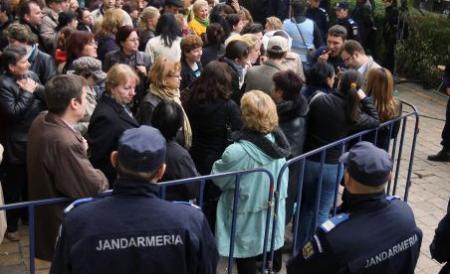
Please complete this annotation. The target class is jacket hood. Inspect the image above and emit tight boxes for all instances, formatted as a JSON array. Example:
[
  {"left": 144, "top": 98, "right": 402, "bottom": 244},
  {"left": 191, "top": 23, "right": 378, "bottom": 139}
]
[{"left": 232, "top": 128, "right": 290, "bottom": 165}]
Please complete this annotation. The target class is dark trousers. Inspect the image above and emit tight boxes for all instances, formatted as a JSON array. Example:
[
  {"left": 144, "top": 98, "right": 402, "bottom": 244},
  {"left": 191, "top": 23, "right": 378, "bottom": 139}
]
[
  {"left": 442, "top": 97, "right": 450, "bottom": 150},
  {"left": 0, "top": 161, "right": 27, "bottom": 232},
  {"left": 236, "top": 249, "right": 283, "bottom": 274}
]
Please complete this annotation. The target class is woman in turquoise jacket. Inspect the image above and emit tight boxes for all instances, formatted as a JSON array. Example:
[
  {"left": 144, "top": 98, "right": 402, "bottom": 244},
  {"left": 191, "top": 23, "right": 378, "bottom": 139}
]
[{"left": 211, "top": 90, "right": 290, "bottom": 274}]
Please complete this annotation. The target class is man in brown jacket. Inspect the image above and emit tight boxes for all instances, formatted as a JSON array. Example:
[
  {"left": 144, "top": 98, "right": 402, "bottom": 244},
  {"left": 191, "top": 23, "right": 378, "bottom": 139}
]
[{"left": 27, "top": 74, "right": 109, "bottom": 262}]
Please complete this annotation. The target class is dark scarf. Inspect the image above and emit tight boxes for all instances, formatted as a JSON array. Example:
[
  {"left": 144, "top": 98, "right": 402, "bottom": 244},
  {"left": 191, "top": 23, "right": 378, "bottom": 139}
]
[
  {"left": 277, "top": 100, "right": 308, "bottom": 123},
  {"left": 232, "top": 128, "right": 291, "bottom": 159}
]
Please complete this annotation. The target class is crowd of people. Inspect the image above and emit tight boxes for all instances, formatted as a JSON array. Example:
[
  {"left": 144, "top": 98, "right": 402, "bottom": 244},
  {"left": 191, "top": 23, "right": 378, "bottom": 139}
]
[{"left": 0, "top": 0, "right": 447, "bottom": 273}]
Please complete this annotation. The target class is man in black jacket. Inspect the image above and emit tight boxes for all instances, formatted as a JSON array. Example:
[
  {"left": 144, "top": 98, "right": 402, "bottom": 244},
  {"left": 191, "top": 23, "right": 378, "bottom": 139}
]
[{"left": 6, "top": 23, "right": 56, "bottom": 84}]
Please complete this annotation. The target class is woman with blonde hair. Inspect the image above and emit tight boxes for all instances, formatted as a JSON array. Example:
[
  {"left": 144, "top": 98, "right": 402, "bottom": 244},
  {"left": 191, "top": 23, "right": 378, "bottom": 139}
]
[
  {"left": 137, "top": 57, "right": 192, "bottom": 148},
  {"left": 188, "top": 0, "right": 209, "bottom": 37},
  {"left": 137, "top": 6, "right": 160, "bottom": 51},
  {"left": 88, "top": 64, "right": 140, "bottom": 184},
  {"left": 211, "top": 90, "right": 289, "bottom": 274},
  {"left": 226, "top": 33, "right": 261, "bottom": 65},
  {"left": 365, "top": 67, "right": 402, "bottom": 149},
  {"left": 95, "top": 8, "right": 125, "bottom": 61}
]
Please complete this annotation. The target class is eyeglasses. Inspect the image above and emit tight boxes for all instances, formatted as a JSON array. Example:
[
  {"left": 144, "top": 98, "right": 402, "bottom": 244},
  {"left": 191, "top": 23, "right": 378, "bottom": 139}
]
[{"left": 342, "top": 54, "right": 352, "bottom": 63}]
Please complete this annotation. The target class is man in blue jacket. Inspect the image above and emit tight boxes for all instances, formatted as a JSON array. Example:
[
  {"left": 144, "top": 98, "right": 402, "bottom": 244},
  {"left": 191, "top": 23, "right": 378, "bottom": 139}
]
[{"left": 50, "top": 126, "right": 218, "bottom": 274}]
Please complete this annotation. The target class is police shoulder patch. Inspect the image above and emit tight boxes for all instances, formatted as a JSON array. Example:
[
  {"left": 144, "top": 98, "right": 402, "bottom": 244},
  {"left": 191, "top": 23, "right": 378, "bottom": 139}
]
[
  {"left": 302, "top": 235, "right": 323, "bottom": 260},
  {"left": 64, "top": 197, "right": 94, "bottom": 215},
  {"left": 386, "top": 195, "right": 400, "bottom": 201},
  {"left": 348, "top": 18, "right": 355, "bottom": 24},
  {"left": 319, "top": 213, "right": 350, "bottom": 233}
]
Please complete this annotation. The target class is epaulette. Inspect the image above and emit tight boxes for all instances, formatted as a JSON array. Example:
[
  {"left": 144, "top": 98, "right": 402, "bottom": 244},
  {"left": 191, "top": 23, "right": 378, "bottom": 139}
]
[
  {"left": 348, "top": 18, "right": 356, "bottom": 24},
  {"left": 386, "top": 195, "right": 401, "bottom": 201},
  {"left": 319, "top": 213, "right": 350, "bottom": 233},
  {"left": 172, "top": 201, "right": 201, "bottom": 210},
  {"left": 64, "top": 197, "right": 94, "bottom": 215},
  {"left": 319, "top": 7, "right": 328, "bottom": 14}
]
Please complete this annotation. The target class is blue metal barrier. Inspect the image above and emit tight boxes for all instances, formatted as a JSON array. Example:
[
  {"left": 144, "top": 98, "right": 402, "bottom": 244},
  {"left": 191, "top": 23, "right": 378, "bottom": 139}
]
[
  {"left": 0, "top": 168, "right": 275, "bottom": 274},
  {"left": 0, "top": 102, "right": 419, "bottom": 274},
  {"left": 272, "top": 101, "right": 419, "bottom": 257}
]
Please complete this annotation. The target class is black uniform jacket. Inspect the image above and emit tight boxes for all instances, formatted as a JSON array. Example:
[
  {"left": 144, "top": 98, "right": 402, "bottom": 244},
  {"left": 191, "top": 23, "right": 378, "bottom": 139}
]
[
  {"left": 50, "top": 178, "right": 219, "bottom": 274},
  {"left": 287, "top": 193, "right": 422, "bottom": 274}
]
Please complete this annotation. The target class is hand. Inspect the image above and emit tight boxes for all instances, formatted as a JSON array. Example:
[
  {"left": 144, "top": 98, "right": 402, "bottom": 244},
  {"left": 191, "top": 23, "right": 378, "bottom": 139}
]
[
  {"left": 356, "top": 89, "right": 366, "bottom": 100},
  {"left": 136, "top": 65, "right": 147, "bottom": 76},
  {"left": 318, "top": 52, "right": 329, "bottom": 62},
  {"left": 231, "top": 0, "right": 240, "bottom": 11},
  {"left": 17, "top": 78, "right": 37, "bottom": 93}
]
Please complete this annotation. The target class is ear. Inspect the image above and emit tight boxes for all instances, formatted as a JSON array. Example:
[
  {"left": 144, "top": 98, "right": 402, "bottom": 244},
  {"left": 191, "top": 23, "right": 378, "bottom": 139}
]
[
  {"left": 8, "top": 63, "right": 15, "bottom": 73},
  {"left": 69, "top": 97, "right": 80, "bottom": 111},
  {"left": 343, "top": 170, "right": 351, "bottom": 189},
  {"left": 110, "top": 151, "right": 119, "bottom": 168},
  {"left": 153, "top": 163, "right": 166, "bottom": 183}
]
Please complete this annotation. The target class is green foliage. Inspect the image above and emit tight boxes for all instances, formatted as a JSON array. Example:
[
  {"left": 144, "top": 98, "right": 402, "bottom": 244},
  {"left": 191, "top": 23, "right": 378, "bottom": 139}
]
[{"left": 396, "top": 13, "right": 450, "bottom": 88}]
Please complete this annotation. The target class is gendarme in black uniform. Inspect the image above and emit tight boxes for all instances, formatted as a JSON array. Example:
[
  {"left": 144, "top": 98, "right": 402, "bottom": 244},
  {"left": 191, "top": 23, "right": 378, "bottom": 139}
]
[
  {"left": 335, "top": 2, "right": 360, "bottom": 42},
  {"left": 287, "top": 142, "right": 422, "bottom": 274},
  {"left": 50, "top": 126, "right": 218, "bottom": 274}
]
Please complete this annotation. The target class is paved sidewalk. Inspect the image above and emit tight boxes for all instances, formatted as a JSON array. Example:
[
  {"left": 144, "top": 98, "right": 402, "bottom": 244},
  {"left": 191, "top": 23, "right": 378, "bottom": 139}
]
[{"left": 0, "top": 82, "right": 448, "bottom": 274}]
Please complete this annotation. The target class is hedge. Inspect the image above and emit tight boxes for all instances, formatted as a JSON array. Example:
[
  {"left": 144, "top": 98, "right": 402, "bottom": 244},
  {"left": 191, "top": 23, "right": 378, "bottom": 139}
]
[{"left": 396, "top": 13, "right": 450, "bottom": 88}]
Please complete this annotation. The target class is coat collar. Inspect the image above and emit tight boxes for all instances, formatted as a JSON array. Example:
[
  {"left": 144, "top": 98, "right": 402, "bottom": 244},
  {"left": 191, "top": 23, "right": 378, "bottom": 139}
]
[
  {"left": 112, "top": 178, "right": 160, "bottom": 197},
  {"left": 346, "top": 191, "right": 389, "bottom": 213},
  {"left": 44, "top": 112, "right": 84, "bottom": 143},
  {"left": 100, "top": 94, "right": 139, "bottom": 127}
]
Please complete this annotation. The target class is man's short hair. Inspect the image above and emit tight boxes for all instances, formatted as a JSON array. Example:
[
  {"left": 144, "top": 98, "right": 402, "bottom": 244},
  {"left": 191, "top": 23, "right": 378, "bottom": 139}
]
[
  {"left": 342, "top": 39, "right": 365, "bottom": 55},
  {"left": 45, "top": 75, "right": 86, "bottom": 115},
  {"left": 6, "top": 23, "right": 37, "bottom": 45},
  {"left": 17, "top": 0, "right": 39, "bottom": 20},
  {"left": 327, "top": 25, "right": 347, "bottom": 40}
]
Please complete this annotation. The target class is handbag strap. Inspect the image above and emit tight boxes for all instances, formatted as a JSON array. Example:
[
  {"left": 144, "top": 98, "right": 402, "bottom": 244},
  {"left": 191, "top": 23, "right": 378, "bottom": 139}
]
[{"left": 291, "top": 17, "right": 308, "bottom": 47}]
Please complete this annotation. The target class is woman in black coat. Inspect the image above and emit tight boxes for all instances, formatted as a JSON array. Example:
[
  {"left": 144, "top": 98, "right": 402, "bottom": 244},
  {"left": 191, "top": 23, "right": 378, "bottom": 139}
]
[
  {"left": 272, "top": 70, "right": 308, "bottom": 225},
  {"left": 0, "top": 46, "right": 45, "bottom": 240},
  {"left": 183, "top": 60, "right": 242, "bottom": 228},
  {"left": 296, "top": 70, "right": 380, "bottom": 249},
  {"left": 87, "top": 64, "right": 140, "bottom": 185}
]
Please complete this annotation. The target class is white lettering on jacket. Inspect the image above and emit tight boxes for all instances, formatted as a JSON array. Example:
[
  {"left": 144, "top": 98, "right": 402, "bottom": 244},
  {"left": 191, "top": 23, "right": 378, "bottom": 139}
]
[
  {"left": 95, "top": 234, "right": 184, "bottom": 251},
  {"left": 364, "top": 234, "right": 419, "bottom": 268}
]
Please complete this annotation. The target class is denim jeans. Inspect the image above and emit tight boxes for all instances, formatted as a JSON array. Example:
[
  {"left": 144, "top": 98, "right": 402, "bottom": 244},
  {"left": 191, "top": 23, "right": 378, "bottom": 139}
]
[{"left": 294, "top": 160, "right": 343, "bottom": 251}]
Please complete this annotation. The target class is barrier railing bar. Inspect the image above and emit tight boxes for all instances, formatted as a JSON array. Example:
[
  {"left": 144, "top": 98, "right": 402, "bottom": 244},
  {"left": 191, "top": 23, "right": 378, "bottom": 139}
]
[
  {"left": 29, "top": 205, "right": 36, "bottom": 274},
  {"left": 313, "top": 151, "right": 327, "bottom": 231},
  {"left": 262, "top": 174, "right": 275, "bottom": 274},
  {"left": 227, "top": 174, "right": 241, "bottom": 274},
  {"left": 291, "top": 159, "right": 306, "bottom": 256},
  {"left": 386, "top": 123, "right": 395, "bottom": 194},
  {"left": 393, "top": 117, "right": 408, "bottom": 195},
  {"left": 332, "top": 144, "right": 345, "bottom": 216},
  {"left": 404, "top": 109, "right": 420, "bottom": 202}
]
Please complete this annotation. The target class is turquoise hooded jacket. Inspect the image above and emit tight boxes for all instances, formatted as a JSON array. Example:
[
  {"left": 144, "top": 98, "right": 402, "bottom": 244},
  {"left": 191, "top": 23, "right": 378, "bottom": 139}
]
[{"left": 211, "top": 134, "right": 289, "bottom": 258}]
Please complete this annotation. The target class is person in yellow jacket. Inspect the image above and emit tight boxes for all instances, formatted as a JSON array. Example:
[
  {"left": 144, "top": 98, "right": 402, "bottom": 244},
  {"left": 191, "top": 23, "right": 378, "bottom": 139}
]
[{"left": 188, "top": 0, "right": 209, "bottom": 37}]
